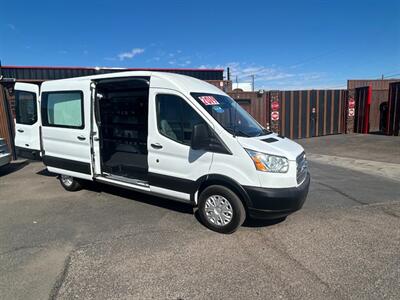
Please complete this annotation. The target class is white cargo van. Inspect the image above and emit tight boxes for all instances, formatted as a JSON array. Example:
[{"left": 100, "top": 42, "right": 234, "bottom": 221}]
[{"left": 14, "top": 71, "right": 309, "bottom": 233}]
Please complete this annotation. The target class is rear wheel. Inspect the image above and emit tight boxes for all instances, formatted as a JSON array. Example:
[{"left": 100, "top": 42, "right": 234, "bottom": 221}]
[
  {"left": 59, "top": 175, "right": 82, "bottom": 191},
  {"left": 198, "top": 185, "right": 246, "bottom": 234}
]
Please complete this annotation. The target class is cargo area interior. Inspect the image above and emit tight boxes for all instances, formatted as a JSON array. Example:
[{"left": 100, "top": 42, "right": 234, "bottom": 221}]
[{"left": 96, "top": 77, "right": 150, "bottom": 181}]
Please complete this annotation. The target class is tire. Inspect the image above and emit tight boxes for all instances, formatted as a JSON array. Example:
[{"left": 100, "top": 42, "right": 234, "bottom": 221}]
[
  {"left": 198, "top": 185, "right": 246, "bottom": 234},
  {"left": 59, "top": 175, "right": 82, "bottom": 192}
]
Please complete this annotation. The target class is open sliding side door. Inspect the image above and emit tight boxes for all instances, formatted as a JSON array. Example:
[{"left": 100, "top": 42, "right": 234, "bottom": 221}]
[{"left": 40, "top": 80, "right": 93, "bottom": 180}]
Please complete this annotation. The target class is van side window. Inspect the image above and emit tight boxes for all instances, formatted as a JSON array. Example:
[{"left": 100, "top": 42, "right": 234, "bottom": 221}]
[
  {"left": 15, "top": 91, "right": 37, "bottom": 125},
  {"left": 156, "top": 94, "right": 205, "bottom": 145},
  {"left": 42, "top": 91, "right": 84, "bottom": 129}
]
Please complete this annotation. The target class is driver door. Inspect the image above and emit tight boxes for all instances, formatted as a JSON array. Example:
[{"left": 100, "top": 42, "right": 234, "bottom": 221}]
[{"left": 147, "top": 88, "right": 213, "bottom": 201}]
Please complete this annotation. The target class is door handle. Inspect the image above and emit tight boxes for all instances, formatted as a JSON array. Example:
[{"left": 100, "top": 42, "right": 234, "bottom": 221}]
[
  {"left": 151, "top": 143, "right": 163, "bottom": 149},
  {"left": 77, "top": 135, "right": 86, "bottom": 141},
  {"left": 17, "top": 129, "right": 24, "bottom": 133}
]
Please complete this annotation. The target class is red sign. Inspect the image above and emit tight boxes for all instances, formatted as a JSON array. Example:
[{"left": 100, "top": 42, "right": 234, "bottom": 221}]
[
  {"left": 348, "top": 108, "right": 355, "bottom": 117},
  {"left": 271, "top": 101, "right": 280, "bottom": 111},
  {"left": 271, "top": 111, "right": 279, "bottom": 121},
  {"left": 348, "top": 98, "right": 355, "bottom": 109},
  {"left": 199, "top": 96, "right": 219, "bottom": 106}
]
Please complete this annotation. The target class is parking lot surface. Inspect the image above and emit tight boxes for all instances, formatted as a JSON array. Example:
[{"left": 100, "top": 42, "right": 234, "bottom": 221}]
[{"left": 1, "top": 134, "right": 399, "bottom": 299}]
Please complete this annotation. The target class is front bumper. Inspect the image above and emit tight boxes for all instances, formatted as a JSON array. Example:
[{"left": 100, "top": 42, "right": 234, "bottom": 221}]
[
  {"left": 244, "top": 173, "right": 310, "bottom": 219},
  {"left": 0, "top": 153, "right": 12, "bottom": 167}
]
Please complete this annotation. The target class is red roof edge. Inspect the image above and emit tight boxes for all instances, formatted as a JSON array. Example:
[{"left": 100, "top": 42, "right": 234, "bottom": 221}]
[{"left": 1, "top": 65, "right": 224, "bottom": 72}]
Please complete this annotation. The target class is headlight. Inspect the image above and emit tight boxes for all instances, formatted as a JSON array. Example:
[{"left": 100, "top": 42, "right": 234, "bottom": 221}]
[{"left": 245, "top": 149, "right": 289, "bottom": 173}]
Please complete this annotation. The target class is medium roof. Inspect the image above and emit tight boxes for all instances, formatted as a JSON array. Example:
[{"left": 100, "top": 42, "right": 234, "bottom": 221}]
[{"left": 42, "top": 71, "right": 226, "bottom": 95}]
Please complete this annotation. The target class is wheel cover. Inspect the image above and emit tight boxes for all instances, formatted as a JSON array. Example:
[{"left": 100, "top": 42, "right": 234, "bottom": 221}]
[
  {"left": 61, "top": 175, "right": 73, "bottom": 186},
  {"left": 204, "top": 195, "right": 233, "bottom": 226}
]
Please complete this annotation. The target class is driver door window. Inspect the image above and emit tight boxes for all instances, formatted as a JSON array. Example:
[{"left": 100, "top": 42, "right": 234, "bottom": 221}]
[{"left": 156, "top": 94, "right": 204, "bottom": 145}]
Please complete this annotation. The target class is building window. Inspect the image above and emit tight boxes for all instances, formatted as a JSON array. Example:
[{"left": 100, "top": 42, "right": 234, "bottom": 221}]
[
  {"left": 42, "top": 91, "right": 84, "bottom": 129},
  {"left": 156, "top": 94, "right": 205, "bottom": 145},
  {"left": 15, "top": 91, "right": 37, "bottom": 125}
]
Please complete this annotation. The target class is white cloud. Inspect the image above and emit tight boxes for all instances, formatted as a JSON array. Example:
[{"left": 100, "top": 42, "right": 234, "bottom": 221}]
[
  {"left": 176, "top": 60, "right": 192, "bottom": 67},
  {"left": 117, "top": 48, "right": 145, "bottom": 61},
  {"left": 154, "top": 50, "right": 192, "bottom": 67},
  {"left": 197, "top": 62, "right": 334, "bottom": 90},
  {"left": 199, "top": 62, "right": 293, "bottom": 83},
  {"left": 146, "top": 56, "right": 161, "bottom": 63}
]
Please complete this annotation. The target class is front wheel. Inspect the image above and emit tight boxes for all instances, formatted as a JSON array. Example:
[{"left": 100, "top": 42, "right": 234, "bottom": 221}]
[
  {"left": 198, "top": 185, "right": 246, "bottom": 234},
  {"left": 59, "top": 175, "right": 82, "bottom": 192}
]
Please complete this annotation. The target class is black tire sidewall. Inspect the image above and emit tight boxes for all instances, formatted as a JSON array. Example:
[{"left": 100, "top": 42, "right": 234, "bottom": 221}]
[
  {"left": 59, "top": 176, "right": 81, "bottom": 192},
  {"left": 198, "top": 185, "right": 246, "bottom": 234}
]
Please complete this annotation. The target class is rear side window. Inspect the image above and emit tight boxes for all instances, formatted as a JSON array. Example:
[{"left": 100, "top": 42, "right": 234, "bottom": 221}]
[
  {"left": 15, "top": 91, "right": 37, "bottom": 125},
  {"left": 156, "top": 94, "right": 205, "bottom": 145},
  {"left": 42, "top": 91, "right": 84, "bottom": 129}
]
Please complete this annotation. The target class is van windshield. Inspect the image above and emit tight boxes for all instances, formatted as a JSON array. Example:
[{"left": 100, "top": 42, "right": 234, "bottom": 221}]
[{"left": 191, "top": 93, "right": 270, "bottom": 137}]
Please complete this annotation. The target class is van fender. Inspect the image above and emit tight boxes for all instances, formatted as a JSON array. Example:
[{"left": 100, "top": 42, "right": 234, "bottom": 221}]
[{"left": 193, "top": 174, "right": 252, "bottom": 208}]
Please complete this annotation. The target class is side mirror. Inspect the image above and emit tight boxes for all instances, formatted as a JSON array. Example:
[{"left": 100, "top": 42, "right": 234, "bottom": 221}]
[{"left": 191, "top": 123, "right": 209, "bottom": 150}]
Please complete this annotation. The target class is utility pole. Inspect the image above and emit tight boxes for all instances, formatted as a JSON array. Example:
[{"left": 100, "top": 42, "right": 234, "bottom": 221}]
[
  {"left": 227, "top": 67, "right": 230, "bottom": 81},
  {"left": 251, "top": 74, "right": 255, "bottom": 92},
  {"left": 233, "top": 75, "right": 238, "bottom": 91}
]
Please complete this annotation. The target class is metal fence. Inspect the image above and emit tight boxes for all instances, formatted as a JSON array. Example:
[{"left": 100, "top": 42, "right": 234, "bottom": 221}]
[
  {"left": 0, "top": 85, "right": 14, "bottom": 155},
  {"left": 387, "top": 82, "right": 400, "bottom": 136},
  {"left": 354, "top": 86, "right": 371, "bottom": 133},
  {"left": 270, "top": 90, "right": 347, "bottom": 139}
]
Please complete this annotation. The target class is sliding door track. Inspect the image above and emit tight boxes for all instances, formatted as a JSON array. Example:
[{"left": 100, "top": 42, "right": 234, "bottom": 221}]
[
  {"left": 100, "top": 173, "right": 149, "bottom": 188},
  {"left": 96, "top": 173, "right": 150, "bottom": 189}
]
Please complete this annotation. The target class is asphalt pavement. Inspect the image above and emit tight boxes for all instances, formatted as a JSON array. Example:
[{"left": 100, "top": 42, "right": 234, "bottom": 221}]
[{"left": 0, "top": 134, "right": 399, "bottom": 300}]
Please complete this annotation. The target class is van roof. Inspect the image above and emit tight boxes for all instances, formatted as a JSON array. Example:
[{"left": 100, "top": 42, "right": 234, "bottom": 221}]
[{"left": 41, "top": 71, "right": 226, "bottom": 95}]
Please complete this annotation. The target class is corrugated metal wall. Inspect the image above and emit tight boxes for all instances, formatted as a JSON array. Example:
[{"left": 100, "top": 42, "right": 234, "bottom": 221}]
[
  {"left": 348, "top": 79, "right": 400, "bottom": 132},
  {"left": 0, "top": 66, "right": 224, "bottom": 81},
  {"left": 387, "top": 82, "right": 400, "bottom": 136},
  {"left": 0, "top": 86, "right": 13, "bottom": 153},
  {"left": 230, "top": 89, "right": 347, "bottom": 139},
  {"left": 229, "top": 91, "right": 269, "bottom": 127},
  {"left": 354, "top": 87, "right": 371, "bottom": 133},
  {"left": 273, "top": 90, "right": 347, "bottom": 139}
]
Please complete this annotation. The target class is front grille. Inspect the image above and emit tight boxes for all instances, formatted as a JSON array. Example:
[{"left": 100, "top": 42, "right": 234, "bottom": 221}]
[{"left": 296, "top": 152, "right": 308, "bottom": 184}]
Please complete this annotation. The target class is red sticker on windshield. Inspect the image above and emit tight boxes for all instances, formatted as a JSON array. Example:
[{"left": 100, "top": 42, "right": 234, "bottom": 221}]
[{"left": 199, "top": 96, "right": 219, "bottom": 105}]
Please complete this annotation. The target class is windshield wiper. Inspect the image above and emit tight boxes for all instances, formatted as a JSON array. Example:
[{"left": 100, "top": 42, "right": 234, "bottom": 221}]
[
  {"left": 256, "top": 128, "right": 273, "bottom": 136},
  {"left": 226, "top": 127, "right": 251, "bottom": 137}
]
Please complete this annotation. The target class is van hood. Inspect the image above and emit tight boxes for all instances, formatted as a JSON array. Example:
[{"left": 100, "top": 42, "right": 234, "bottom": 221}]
[{"left": 236, "top": 133, "right": 304, "bottom": 161}]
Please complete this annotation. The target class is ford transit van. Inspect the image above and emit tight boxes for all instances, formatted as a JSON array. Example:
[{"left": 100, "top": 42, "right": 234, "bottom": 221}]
[{"left": 14, "top": 71, "right": 309, "bottom": 233}]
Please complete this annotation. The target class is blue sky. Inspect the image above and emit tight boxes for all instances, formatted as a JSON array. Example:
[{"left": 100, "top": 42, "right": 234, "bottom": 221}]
[{"left": 1, "top": 0, "right": 399, "bottom": 89}]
